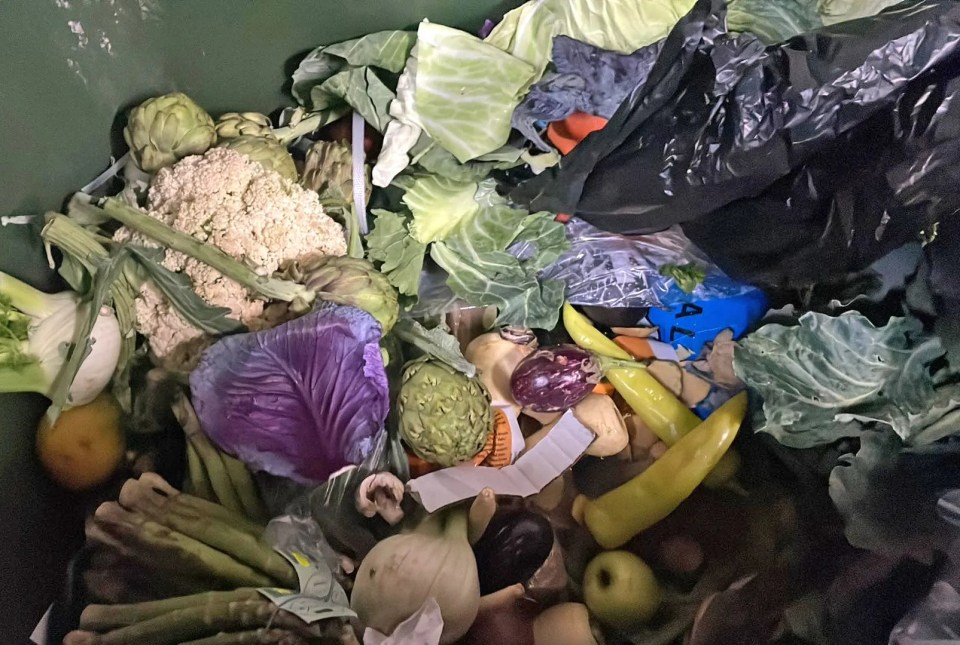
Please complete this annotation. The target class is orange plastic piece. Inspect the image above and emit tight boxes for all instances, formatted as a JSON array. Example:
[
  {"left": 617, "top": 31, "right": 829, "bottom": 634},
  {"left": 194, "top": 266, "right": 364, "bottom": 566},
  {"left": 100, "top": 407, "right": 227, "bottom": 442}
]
[
  {"left": 593, "top": 381, "right": 616, "bottom": 396},
  {"left": 613, "top": 335, "right": 657, "bottom": 360},
  {"left": 546, "top": 112, "right": 609, "bottom": 155}
]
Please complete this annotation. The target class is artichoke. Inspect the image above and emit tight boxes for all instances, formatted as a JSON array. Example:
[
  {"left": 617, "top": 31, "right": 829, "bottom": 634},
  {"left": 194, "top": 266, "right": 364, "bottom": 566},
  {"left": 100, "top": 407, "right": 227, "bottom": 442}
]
[
  {"left": 217, "top": 135, "right": 297, "bottom": 183},
  {"left": 215, "top": 111, "right": 274, "bottom": 140},
  {"left": 398, "top": 358, "right": 493, "bottom": 467},
  {"left": 286, "top": 255, "right": 398, "bottom": 334},
  {"left": 124, "top": 92, "right": 216, "bottom": 172},
  {"left": 300, "top": 140, "right": 372, "bottom": 206}
]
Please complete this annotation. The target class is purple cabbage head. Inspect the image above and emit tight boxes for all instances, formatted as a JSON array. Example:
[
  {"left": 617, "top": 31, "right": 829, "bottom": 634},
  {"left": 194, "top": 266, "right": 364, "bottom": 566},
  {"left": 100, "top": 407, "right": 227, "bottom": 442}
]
[{"left": 189, "top": 303, "right": 390, "bottom": 484}]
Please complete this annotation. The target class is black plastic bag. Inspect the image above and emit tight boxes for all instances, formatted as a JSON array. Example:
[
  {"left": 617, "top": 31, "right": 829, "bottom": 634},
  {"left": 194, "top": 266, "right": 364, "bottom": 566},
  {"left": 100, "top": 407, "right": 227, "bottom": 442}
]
[{"left": 512, "top": 0, "right": 960, "bottom": 288}]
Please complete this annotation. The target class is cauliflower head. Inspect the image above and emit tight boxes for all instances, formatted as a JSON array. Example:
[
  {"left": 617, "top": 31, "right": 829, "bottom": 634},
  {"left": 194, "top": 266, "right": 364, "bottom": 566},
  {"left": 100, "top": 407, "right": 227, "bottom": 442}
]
[{"left": 118, "top": 147, "right": 346, "bottom": 366}]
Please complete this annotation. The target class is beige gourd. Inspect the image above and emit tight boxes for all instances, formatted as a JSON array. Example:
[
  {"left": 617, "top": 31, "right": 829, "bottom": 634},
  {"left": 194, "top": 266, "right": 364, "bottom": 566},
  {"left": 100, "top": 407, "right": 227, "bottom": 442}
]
[{"left": 350, "top": 507, "right": 481, "bottom": 644}]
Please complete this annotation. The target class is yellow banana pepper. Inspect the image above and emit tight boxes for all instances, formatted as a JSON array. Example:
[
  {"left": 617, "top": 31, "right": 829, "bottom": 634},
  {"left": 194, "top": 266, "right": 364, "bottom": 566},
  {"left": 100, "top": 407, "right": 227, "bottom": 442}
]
[{"left": 581, "top": 392, "right": 747, "bottom": 549}]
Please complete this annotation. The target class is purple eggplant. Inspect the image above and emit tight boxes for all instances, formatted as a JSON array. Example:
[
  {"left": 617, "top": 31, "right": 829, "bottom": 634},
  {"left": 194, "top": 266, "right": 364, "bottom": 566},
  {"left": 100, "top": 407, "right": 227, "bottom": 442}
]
[{"left": 510, "top": 344, "right": 601, "bottom": 412}]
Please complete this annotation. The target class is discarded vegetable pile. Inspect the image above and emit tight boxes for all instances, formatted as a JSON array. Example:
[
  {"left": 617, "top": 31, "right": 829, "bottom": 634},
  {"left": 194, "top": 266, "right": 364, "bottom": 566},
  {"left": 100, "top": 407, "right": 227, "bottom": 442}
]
[{"left": 6, "top": 0, "right": 960, "bottom": 643}]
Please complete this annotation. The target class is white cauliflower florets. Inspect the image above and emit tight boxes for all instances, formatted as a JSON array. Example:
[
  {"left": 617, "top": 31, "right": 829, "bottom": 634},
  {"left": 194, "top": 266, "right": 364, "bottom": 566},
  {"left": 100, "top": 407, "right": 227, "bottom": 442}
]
[{"left": 118, "top": 147, "right": 347, "bottom": 366}]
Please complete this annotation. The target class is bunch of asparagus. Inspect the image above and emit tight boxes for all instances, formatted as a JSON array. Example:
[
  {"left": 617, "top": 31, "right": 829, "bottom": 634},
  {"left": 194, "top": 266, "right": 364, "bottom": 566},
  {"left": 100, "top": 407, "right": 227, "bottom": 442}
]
[
  {"left": 65, "top": 588, "right": 358, "bottom": 644},
  {"left": 85, "top": 473, "right": 295, "bottom": 596},
  {"left": 173, "top": 389, "right": 268, "bottom": 524},
  {"left": 73, "top": 473, "right": 358, "bottom": 643}
]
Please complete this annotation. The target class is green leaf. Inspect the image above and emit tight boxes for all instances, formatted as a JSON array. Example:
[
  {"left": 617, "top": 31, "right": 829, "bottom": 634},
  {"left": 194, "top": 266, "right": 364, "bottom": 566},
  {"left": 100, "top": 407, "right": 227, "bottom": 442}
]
[
  {"left": 366, "top": 209, "right": 426, "bottom": 297},
  {"left": 412, "top": 22, "right": 538, "bottom": 162},
  {"left": 127, "top": 246, "right": 244, "bottom": 336},
  {"left": 403, "top": 174, "right": 480, "bottom": 244},
  {"left": 392, "top": 318, "right": 476, "bottom": 377},
  {"left": 486, "top": 0, "right": 695, "bottom": 76},
  {"left": 310, "top": 67, "right": 396, "bottom": 133},
  {"left": 430, "top": 183, "right": 569, "bottom": 329},
  {"left": 659, "top": 262, "right": 707, "bottom": 294},
  {"left": 727, "top": 0, "right": 822, "bottom": 43},
  {"left": 45, "top": 247, "right": 128, "bottom": 424},
  {"left": 734, "top": 312, "right": 960, "bottom": 449},
  {"left": 829, "top": 430, "right": 954, "bottom": 561},
  {"left": 412, "top": 139, "right": 524, "bottom": 182},
  {"left": 291, "top": 30, "right": 416, "bottom": 107}
]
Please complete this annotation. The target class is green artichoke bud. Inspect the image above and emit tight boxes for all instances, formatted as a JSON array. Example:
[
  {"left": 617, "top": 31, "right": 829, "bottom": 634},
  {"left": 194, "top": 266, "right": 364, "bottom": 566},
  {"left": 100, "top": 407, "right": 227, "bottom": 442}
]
[
  {"left": 217, "top": 135, "right": 298, "bottom": 183},
  {"left": 398, "top": 358, "right": 493, "bottom": 467},
  {"left": 215, "top": 111, "right": 274, "bottom": 140},
  {"left": 300, "top": 140, "right": 372, "bottom": 206},
  {"left": 124, "top": 92, "right": 216, "bottom": 173},
  {"left": 287, "top": 255, "right": 398, "bottom": 334}
]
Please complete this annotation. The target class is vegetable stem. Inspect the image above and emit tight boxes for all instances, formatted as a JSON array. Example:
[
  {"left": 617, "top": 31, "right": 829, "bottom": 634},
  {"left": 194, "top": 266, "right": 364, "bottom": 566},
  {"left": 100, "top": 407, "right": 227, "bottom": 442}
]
[
  {"left": 0, "top": 270, "right": 71, "bottom": 318},
  {"left": 79, "top": 589, "right": 262, "bottom": 631},
  {"left": 100, "top": 199, "right": 313, "bottom": 305},
  {"left": 0, "top": 360, "right": 47, "bottom": 395}
]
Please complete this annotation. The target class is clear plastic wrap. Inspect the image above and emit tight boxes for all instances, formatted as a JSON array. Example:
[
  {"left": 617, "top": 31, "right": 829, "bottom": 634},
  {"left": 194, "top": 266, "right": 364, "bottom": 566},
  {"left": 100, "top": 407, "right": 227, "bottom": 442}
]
[{"left": 531, "top": 217, "right": 759, "bottom": 311}]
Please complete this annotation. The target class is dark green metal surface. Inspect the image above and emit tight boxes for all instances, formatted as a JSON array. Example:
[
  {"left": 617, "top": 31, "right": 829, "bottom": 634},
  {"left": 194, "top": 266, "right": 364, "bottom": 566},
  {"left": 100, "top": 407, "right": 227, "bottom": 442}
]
[{"left": 0, "top": 1, "right": 517, "bottom": 639}]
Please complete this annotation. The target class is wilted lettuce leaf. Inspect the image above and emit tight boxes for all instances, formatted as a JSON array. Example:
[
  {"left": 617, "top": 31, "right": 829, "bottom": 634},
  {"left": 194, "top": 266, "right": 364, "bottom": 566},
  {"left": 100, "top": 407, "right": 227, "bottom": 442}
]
[
  {"left": 829, "top": 430, "right": 956, "bottom": 562},
  {"left": 818, "top": 0, "right": 903, "bottom": 25},
  {"left": 727, "top": 0, "right": 822, "bottom": 43},
  {"left": 734, "top": 312, "right": 960, "bottom": 449},
  {"left": 189, "top": 304, "right": 390, "bottom": 484},
  {"left": 403, "top": 174, "right": 480, "bottom": 244},
  {"left": 290, "top": 30, "right": 416, "bottom": 131},
  {"left": 430, "top": 181, "right": 569, "bottom": 329},
  {"left": 486, "top": 0, "right": 695, "bottom": 76},
  {"left": 366, "top": 209, "right": 426, "bottom": 297},
  {"left": 413, "top": 22, "right": 538, "bottom": 162}
]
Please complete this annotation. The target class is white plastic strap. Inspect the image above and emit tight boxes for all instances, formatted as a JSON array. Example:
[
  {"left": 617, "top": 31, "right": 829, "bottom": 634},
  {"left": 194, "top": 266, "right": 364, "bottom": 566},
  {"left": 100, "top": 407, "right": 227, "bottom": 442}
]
[
  {"left": 351, "top": 111, "right": 369, "bottom": 235},
  {"left": 81, "top": 151, "right": 130, "bottom": 195}
]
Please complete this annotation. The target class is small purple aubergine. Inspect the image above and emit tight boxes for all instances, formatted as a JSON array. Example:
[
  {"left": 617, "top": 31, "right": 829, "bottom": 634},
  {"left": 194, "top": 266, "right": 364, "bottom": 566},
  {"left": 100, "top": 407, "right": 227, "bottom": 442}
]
[{"left": 510, "top": 344, "right": 601, "bottom": 412}]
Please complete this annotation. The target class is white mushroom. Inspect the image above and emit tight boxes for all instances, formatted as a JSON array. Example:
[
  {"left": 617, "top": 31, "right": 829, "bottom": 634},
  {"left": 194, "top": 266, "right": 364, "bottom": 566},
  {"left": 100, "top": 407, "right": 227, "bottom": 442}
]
[{"left": 355, "top": 472, "right": 406, "bottom": 525}]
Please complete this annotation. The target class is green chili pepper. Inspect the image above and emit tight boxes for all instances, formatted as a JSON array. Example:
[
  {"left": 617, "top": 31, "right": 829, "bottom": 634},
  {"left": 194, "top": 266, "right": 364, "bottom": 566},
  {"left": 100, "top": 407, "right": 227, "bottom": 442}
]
[{"left": 581, "top": 392, "right": 747, "bottom": 549}]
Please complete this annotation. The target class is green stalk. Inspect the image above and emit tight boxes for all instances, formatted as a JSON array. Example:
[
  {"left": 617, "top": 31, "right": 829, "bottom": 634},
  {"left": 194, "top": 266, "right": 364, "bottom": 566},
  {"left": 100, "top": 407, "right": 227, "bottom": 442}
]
[
  {"left": 100, "top": 199, "right": 314, "bottom": 304},
  {"left": 181, "top": 629, "right": 311, "bottom": 645},
  {"left": 0, "top": 270, "right": 73, "bottom": 318},
  {"left": 185, "top": 441, "right": 215, "bottom": 501},
  {"left": 118, "top": 478, "right": 296, "bottom": 588},
  {"left": 271, "top": 112, "right": 324, "bottom": 146},
  {"left": 80, "top": 589, "right": 261, "bottom": 631},
  {"left": 89, "top": 502, "right": 276, "bottom": 589},
  {"left": 172, "top": 394, "right": 244, "bottom": 514},
  {"left": 0, "top": 359, "right": 47, "bottom": 395},
  {"left": 220, "top": 452, "right": 269, "bottom": 524},
  {"left": 66, "top": 600, "right": 318, "bottom": 645}
]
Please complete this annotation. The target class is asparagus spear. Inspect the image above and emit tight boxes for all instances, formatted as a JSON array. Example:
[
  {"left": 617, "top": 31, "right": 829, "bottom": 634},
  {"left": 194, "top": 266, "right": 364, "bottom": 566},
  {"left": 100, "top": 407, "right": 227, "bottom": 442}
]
[
  {"left": 219, "top": 450, "right": 269, "bottom": 524},
  {"left": 64, "top": 599, "right": 323, "bottom": 645},
  {"left": 88, "top": 502, "right": 276, "bottom": 589},
  {"left": 172, "top": 394, "right": 245, "bottom": 514},
  {"left": 118, "top": 478, "right": 296, "bottom": 588},
  {"left": 185, "top": 441, "right": 215, "bottom": 501},
  {"left": 135, "top": 473, "right": 265, "bottom": 539},
  {"left": 80, "top": 589, "right": 262, "bottom": 631},
  {"left": 181, "top": 629, "right": 311, "bottom": 645}
]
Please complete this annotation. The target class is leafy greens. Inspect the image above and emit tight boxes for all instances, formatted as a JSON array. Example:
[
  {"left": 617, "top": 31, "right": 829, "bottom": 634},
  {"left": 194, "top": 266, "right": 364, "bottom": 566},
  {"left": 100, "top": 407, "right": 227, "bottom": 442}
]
[{"left": 734, "top": 312, "right": 960, "bottom": 449}]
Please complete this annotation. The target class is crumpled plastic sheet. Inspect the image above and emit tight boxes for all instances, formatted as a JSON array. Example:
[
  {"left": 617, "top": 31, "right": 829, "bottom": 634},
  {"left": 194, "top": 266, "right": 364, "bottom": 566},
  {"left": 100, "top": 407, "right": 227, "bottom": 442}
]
[
  {"left": 888, "top": 539, "right": 960, "bottom": 644},
  {"left": 518, "top": 216, "right": 757, "bottom": 310},
  {"left": 263, "top": 514, "right": 349, "bottom": 600},
  {"left": 513, "top": 0, "right": 960, "bottom": 288},
  {"left": 513, "top": 35, "right": 664, "bottom": 151}
]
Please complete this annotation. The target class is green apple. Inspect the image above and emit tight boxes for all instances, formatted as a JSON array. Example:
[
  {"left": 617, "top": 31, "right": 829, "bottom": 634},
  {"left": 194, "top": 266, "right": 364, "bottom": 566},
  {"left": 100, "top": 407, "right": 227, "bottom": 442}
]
[{"left": 582, "top": 550, "right": 662, "bottom": 630}]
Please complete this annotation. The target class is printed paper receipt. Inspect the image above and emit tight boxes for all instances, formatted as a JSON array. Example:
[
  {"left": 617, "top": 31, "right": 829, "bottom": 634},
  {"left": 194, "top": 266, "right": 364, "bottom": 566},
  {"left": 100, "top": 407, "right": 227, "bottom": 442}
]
[{"left": 407, "top": 410, "right": 596, "bottom": 512}]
